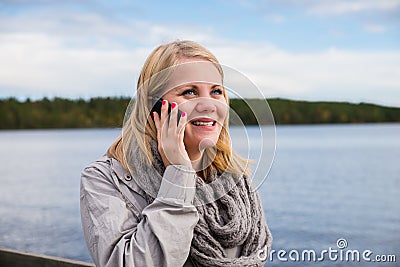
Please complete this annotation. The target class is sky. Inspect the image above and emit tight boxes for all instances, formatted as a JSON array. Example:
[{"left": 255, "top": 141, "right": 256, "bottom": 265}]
[{"left": 0, "top": 0, "right": 399, "bottom": 106}]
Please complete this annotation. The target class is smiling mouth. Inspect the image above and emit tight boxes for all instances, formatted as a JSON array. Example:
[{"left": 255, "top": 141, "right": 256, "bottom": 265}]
[{"left": 191, "top": 120, "right": 216, "bottom": 126}]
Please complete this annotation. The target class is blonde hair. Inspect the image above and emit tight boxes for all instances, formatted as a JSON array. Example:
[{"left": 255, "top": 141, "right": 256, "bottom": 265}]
[{"left": 107, "top": 40, "right": 249, "bottom": 180}]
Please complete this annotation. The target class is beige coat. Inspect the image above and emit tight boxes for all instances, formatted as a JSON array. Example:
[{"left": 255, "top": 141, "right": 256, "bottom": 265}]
[
  {"left": 80, "top": 156, "right": 240, "bottom": 267},
  {"left": 80, "top": 157, "right": 240, "bottom": 267}
]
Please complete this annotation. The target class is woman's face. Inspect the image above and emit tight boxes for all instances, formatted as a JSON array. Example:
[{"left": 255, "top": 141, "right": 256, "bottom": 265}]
[{"left": 161, "top": 58, "right": 228, "bottom": 159}]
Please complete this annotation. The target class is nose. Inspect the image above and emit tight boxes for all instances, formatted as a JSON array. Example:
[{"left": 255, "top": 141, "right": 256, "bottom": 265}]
[{"left": 194, "top": 97, "right": 217, "bottom": 113}]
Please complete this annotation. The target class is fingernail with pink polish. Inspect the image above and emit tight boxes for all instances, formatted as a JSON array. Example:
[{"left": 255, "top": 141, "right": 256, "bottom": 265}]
[
  {"left": 181, "top": 112, "right": 186, "bottom": 117},
  {"left": 162, "top": 100, "right": 166, "bottom": 106},
  {"left": 171, "top": 102, "right": 176, "bottom": 109}
]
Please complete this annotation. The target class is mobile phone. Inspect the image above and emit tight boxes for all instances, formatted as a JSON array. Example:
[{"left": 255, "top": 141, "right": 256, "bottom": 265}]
[{"left": 151, "top": 97, "right": 182, "bottom": 125}]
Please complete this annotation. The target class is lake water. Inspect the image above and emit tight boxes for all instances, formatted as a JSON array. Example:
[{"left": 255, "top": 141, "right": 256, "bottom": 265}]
[{"left": 0, "top": 124, "right": 399, "bottom": 266}]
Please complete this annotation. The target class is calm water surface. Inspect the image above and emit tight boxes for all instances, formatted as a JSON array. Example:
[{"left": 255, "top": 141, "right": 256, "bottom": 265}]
[{"left": 0, "top": 124, "right": 399, "bottom": 266}]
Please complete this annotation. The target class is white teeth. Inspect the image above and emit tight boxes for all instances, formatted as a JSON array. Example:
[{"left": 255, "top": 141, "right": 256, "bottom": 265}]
[{"left": 192, "top": 121, "right": 214, "bottom": 126}]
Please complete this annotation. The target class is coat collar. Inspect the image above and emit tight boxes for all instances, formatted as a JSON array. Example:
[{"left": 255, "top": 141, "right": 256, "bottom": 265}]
[{"left": 108, "top": 156, "right": 147, "bottom": 199}]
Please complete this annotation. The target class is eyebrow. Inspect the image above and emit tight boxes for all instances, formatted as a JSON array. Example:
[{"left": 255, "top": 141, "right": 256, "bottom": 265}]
[{"left": 175, "top": 83, "right": 223, "bottom": 90}]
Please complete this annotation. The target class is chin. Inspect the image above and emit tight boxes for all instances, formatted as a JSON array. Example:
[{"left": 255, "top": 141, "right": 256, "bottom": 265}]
[
  {"left": 198, "top": 138, "right": 218, "bottom": 150},
  {"left": 185, "top": 136, "right": 219, "bottom": 152}
]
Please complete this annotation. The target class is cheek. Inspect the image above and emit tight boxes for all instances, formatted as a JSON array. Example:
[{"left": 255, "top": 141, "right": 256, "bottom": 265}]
[
  {"left": 217, "top": 103, "right": 229, "bottom": 121},
  {"left": 178, "top": 101, "right": 195, "bottom": 114}
]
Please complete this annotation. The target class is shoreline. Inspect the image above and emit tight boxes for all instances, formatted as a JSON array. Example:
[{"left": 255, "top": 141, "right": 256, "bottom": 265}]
[{"left": 0, "top": 247, "right": 94, "bottom": 267}]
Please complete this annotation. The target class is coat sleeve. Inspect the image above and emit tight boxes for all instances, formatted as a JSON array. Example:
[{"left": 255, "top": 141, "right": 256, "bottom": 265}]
[{"left": 80, "top": 162, "right": 199, "bottom": 267}]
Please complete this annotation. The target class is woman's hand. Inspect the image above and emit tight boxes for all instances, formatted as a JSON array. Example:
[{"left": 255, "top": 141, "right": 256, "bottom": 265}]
[{"left": 153, "top": 100, "right": 191, "bottom": 167}]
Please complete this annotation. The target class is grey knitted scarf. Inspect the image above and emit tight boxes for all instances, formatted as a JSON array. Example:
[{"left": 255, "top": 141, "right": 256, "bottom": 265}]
[{"left": 127, "top": 139, "right": 272, "bottom": 266}]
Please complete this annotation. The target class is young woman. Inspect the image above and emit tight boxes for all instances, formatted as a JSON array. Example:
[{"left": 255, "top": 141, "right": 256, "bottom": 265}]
[{"left": 80, "top": 40, "right": 272, "bottom": 267}]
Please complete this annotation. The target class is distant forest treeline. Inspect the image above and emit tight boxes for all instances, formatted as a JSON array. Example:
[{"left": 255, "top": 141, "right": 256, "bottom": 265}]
[{"left": 1, "top": 97, "right": 399, "bottom": 129}]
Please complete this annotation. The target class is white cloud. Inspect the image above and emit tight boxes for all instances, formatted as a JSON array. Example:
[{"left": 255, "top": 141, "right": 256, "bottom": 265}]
[
  {"left": 363, "top": 24, "right": 386, "bottom": 33},
  {"left": 299, "top": 0, "right": 400, "bottom": 16},
  {"left": 241, "top": 0, "right": 400, "bottom": 16},
  {"left": 0, "top": 12, "right": 217, "bottom": 98},
  {"left": 0, "top": 12, "right": 400, "bottom": 106},
  {"left": 210, "top": 43, "right": 400, "bottom": 106},
  {"left": 265, "top": 14, "right": 286, "bottom": 24},
  {"left": 0, "top": 11, "right": 215, "bottom": 47},
  {"left": 0, "top": 32, "right": 145, "bottom": 97}
]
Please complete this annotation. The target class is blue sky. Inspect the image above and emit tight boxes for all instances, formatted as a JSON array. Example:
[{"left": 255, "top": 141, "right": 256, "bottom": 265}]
[{"left": 0, "top": 0, "right": 399, "bottom": 106}]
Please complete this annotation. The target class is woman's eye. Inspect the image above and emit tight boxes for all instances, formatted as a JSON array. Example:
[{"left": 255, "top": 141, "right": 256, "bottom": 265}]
[
  {"left": 211, "top": 88, "right": 223, "bottom": 95},
  {"left": 182, "top": 89, "right": 196, "bottom": 96}
]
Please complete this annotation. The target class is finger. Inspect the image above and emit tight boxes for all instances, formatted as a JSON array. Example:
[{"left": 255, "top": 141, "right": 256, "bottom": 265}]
[
  {"left": 177, "top": 111, "right": 187, "bottom": 141},
  {"left": 160, "top": 99, "right": 169, "bottom": 139},
  {"left": 169, "top": 102, "right": 179, "bottom": 133},
  {"left": 154, "top": 111, "right": 166, "bottom": 162},
  {"left": 153, "top": 111, "right": 160, "bottom": 129},
  {"left": 152, "top": 112, "right": 162, "bottom": 141}
]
